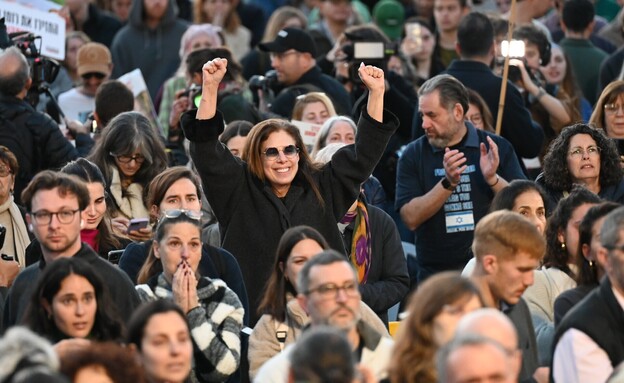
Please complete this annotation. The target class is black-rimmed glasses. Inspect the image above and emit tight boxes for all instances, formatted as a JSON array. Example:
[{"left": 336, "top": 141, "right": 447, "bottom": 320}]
[
  {"left": 110, "top": 152, "right": 146, "bottom": 164},
  {"left": 304, "top": 282, "right": 360, "bottom": 300},
  {"left": 30, "top": 209, "right": 80, "bottom": 225}
]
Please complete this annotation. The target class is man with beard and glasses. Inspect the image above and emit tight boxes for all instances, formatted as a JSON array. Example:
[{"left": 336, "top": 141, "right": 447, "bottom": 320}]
[
  {"left": 396, "top": 74, "right": 525, "bottom": 286},
  {"left": 552, "top": 206, "right": 624, "bottom": 383},
  {"left": 254, "top": 250, "right": 394, "bottom": 383}
]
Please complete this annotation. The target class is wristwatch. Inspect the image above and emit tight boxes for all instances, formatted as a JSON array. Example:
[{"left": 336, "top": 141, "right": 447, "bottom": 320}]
[{"left": 441, "top": 177, "right": 456, "bottom": 191}]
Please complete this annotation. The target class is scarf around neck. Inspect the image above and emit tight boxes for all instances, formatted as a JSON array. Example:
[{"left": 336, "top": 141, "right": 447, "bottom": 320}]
[
  {"left": 0, "top": 195, "right": 30, "bottom": 267},
  {"left": 340, "top": 198, "right": 372, "bottom": 284},
  {"left": 108, "top": 166, "right": 149, "bottom": 220}
]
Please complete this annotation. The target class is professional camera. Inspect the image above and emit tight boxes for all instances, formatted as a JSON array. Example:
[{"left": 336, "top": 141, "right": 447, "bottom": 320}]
[
  {"left": 0, "top": 17, "right": 60, "bottom": 107},
  {"left": 249, "top": 69, "right": 278, "bottom": 108},
  {"left": 339, "top": 41, "right": 396, "bottom": 85}
]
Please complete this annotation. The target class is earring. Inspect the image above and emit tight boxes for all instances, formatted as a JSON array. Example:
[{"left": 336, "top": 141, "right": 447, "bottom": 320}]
[
  {"left": 561, "top": 242, "right": 566, "bottom": 250},
  {"left": 28, "top": 223, "right": 33, "bottom": 231},
  {"left": 589, "top": 260, "right": 594, "bottom": 267}
]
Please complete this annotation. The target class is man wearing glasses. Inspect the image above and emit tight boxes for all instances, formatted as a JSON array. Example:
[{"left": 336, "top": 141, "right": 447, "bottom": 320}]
[
  {"left": 552, "top": 206, "right": 624, "bottom": 383},
  {"left": 254, "top": 250, "right": 394, "bottom": 382},
  {"left": 1, "top": 171, "right": 139, "bottom": 330},
  {"left": 258, "top": 27, "right": 351, "bottom": 119},
  {"left": 0, "top": 48, "right": 78, "bottom": 205}
]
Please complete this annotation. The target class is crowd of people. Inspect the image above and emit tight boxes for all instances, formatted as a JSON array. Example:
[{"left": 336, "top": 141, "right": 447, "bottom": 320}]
[{"left": 2, "top": 0, "right": 624, "bottom": 382}]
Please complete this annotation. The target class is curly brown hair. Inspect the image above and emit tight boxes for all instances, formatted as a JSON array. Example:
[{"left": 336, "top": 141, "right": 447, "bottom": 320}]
[{"left": 542, "top": 123, "right": 622, "bottom": 192}]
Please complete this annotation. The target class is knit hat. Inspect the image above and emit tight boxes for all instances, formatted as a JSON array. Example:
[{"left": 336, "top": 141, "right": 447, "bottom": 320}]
[
  {"left": 77, "top": 42, "right": 112, "bottom": 77},
  {"left": 373, "top": 0, "right": 406, "bottom": 41},
  {"left": 258, "top": 27, "right": 317, "bottom": 56}
]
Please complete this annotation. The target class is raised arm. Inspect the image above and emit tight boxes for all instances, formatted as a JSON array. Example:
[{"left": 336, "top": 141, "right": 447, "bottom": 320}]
[
  {"left": 196, "top": 58, "right": 228, "bottom": 120},
  {"left": 358, "top": 62, "right": 384, "bottom": 123}
]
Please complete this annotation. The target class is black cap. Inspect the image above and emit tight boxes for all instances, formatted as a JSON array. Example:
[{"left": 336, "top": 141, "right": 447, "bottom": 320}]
[{"left": 258, "top": 28, "right": 317, "bottom": 56}]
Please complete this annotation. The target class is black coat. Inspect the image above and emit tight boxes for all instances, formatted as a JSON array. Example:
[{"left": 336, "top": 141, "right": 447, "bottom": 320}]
[{"left": 181, "top": 108, "right": 398, "bottom": 325}]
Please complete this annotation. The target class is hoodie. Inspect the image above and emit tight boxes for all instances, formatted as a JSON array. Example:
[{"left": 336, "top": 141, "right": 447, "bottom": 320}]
[{"left": 110, "top": 0, "right": 189, "bottom": 101}]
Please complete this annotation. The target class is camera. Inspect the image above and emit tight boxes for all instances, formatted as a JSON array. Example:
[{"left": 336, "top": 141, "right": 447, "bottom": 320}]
[
  {"left": 339, "top": 41, "right": 396, "bottom": 84},
  {"left": 0, "top": 18, "right": 60, "bottom": 107},
  {"left": 249, "top": 69, "right": 278, "bottom": 108}
]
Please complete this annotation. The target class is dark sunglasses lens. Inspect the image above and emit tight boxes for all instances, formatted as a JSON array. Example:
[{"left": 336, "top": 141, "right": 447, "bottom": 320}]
[
  {"left": 284, "top": 145, "right": 298, "bottom": 155},
  {"left": 82, "top": 72, "right": 105, "bottom": 80},
  {"left": 265, "top": 147, "right": 279, "bottom": 157}
]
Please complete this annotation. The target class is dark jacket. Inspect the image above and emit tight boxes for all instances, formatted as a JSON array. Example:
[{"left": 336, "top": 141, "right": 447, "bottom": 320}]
[
  {"left": 2, "top": 242, "right": 140, "bottom": 331},
  {"left": 0, "top": 94, "right": 78, "bottom": 204},
  {"left": 339, "top": 202, "right": 409, "bottom": 324},
  {"left": 110, "top": 0, "right": 189, "bottom": 100},
  {"left": 552, "top": 278, "right": 624, "bottom": 374},
  {"left": 412, "top": 60, "right": 545, "bottom": 160},
  {"left": 181, "top": 108, "right": 398, "bottom": 325},
  {"left": 119, "top": 240, "right": 250, "bottom": 325},
  {"left": 79, "top": 4, "right": 123, "bottom": 48},
  {"left": 270, "top": 65, "right": 352, "bottom": 119},
  {"left": 504, "top": 298, "right": 539, "bottom": 383}
]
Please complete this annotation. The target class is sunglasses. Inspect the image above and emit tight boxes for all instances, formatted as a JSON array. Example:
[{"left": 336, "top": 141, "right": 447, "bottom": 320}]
[
  {"left": 161, "top": 209, "right": 203, "bottom": 221},
  {"left": 262, "top": 145, "right": 300, "bottom": 160},
  {"left": 81, "top": 72, "right": 106, "bottom": 80}
]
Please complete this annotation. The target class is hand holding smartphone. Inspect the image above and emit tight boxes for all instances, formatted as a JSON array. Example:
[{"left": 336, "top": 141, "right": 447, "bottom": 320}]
[{"left": 127, "top": 218, "right": 149, "bottom": 233}]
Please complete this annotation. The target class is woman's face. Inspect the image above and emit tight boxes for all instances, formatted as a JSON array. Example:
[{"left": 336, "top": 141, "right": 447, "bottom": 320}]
[
  {"left": 82, "top": 182, "right": 107, "bottom": 230},
  {"left": 113, "top": 151, "right": 145, "bottom": 179},
  {"left": 202, "top": 0, "right": 231, "bottom": 21},
  {"left": 48, "top": 273, "right": 97, "bottom": 339},
  {"left": 512, "top": 190, "right": 546, "bottom": 235},
  {"left": 559, "top": 203, "right": 595, "bottom": 262},
  {"left": 226, "top": 135, "right": 247, "bottom": 158},
  {"left": 566, "top": 134, "right": 601, "bottom": 184},
  {"left": 539, "top": 45, "right": 566, "bottom": 85},
  {"left": 157, "top": 178, "right": 202, "bottom": 214},
  {"left": 401, "top": 23, "right": 435, "bottom": 60},
  {"left": 284, "top": 238, "right": 324, "bottom": 291},
  {"left": 325, "top": 121, "right": 355, "bottom": 146},
  {"left": 261, "top": 130, "right": 299, "bottom": 196},
  {"left": 466, "top": 103, "right": 484, "bottom": 130},
  {"left": 0, "top": 160, "right": 15, "bottom": 205},
  {"left": 66, "top": 37, "right": 87, "bottom": 72},
  {"left": 188, "top": 34, "right": 217, "bottom": 54},
  {"left": 300, "top": 102, "right": 330, "bottom": 126},
  {"left": 432, "top": 294, "right": 482, "bottom": 346},
  {"left": 603, "top": 94, "right": 624, "bottom": 139},
  {"left": 140, "top": 311, "right": 193, "bottom": 383},
  {"left": 154, "top": 222, "right": 202, "bottom": 283}
]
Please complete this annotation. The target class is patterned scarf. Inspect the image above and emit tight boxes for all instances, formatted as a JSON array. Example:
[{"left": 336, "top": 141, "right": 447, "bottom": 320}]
[{"left": 340, "top": 198, "right": 372, "bottom": 283}]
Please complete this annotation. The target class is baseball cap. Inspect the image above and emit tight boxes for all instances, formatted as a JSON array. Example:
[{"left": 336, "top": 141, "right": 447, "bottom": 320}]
[
  {"left": 77, "top": 42, "right": 112, "bottom": 77},
  {"left": 258, "top": 27, "right": 317, "bottom": 57},
  {"left": 373, "top": 0, "right": 406, "bottom": 41}
]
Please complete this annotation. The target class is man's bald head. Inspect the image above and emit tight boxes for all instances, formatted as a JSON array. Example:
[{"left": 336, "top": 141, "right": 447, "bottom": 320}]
[
  {"left": 0, "top": 47, "right": 30, "bottom": 97},
  {"left": 456, "top": 308, "right": 517, "bottom": 350}
]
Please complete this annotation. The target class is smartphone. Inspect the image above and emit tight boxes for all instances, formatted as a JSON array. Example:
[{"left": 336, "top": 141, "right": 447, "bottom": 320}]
[
  {"left": 107, "top": 249, "right": 124, "bottom": 265},
  {"left": 127, "top": 218, "right": 149, "bottom": 233}
]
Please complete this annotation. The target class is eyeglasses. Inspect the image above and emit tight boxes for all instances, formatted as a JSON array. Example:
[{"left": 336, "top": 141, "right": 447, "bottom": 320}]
[
  {"left": 160, "top": 209, "right": 203, "bottom": 221},
  {"left": 0, "top": 165, "right": 12, "bottom": 177},
  {"left": 30, "top": 209, "right": 80, "bottom": 225},
  {"left": 269, "top": 50, "right": 300, "bottom": 61},
  {"left": 568, "top": 145, "right": 601, "bottom": 158},
  {"left": 81, "top": 72, "right": 106, "bottom": 80},
  {"left": 305, "top": 282, "right": 360, "bottom": 300},
  {"left": 604, "top": 103, "right": 624, "bottom": 115},
  {"left": 262, "top": 145, "right": 300, "bottom": 161},
  {"left": 110, "top": 152, "right": 146, "bottom": 164}
]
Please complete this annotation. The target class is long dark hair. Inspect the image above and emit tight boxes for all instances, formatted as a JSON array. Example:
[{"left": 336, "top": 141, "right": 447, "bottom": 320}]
[
  {"left": 22, "top": 257, "right": 123, "bottom": 342},
  {"left": 490, "top": 180, "right": 549, "bottom": 215},
  {"left": 257, "top": 226, "right": 329, "bottom": 321},
  {"left": 542, "top": 123, "right": 623, "bottom": 192},
  {"left": 61, "top": 158, "right": 122, "bottom": 253},
  {"left": 576, "top": 202, "right": 620, "bottom": 285},
  {"left": 543, "top": 186, "right": 601, "bottom": 276}
]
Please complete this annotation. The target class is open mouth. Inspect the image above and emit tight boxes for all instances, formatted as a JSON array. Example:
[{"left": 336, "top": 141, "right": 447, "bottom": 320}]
[{"left": 276, "top": 167, "right": 290, "bottom": 173}]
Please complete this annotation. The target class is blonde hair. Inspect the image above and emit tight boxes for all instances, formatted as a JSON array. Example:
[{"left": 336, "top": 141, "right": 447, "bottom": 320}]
[{"left": 291, "top": 92, "right": 337, "bottom": 122}]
